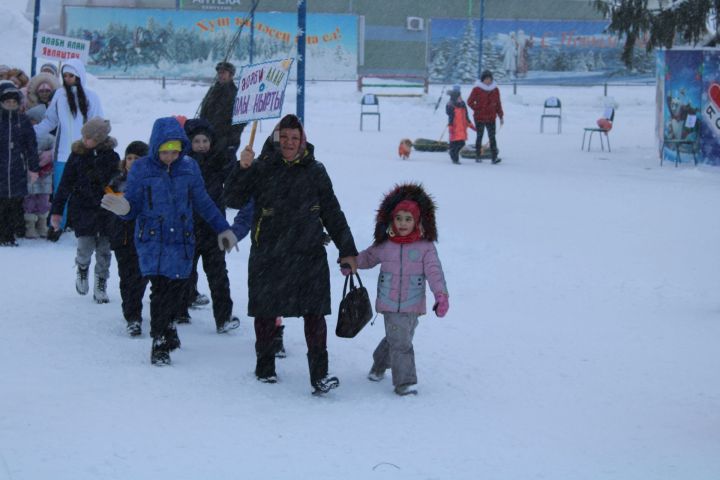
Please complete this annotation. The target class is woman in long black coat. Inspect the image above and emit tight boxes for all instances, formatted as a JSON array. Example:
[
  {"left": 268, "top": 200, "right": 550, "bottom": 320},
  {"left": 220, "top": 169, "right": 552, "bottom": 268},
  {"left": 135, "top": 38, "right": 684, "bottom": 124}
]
[{"left": 224, "top": 114, "right": 358, "bottom": 395}]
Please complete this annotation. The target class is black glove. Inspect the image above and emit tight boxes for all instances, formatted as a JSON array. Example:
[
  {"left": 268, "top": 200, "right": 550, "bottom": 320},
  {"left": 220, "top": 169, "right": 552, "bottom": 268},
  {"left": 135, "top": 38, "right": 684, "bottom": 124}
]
[{"left": 46, "top": 226, "right": 63, "bottom": 243}]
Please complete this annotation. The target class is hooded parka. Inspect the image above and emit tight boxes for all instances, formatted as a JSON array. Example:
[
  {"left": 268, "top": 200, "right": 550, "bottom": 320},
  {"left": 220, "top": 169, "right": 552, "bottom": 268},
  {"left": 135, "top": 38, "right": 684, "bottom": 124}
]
[
  {"left": 224, "top": 120, "right": 357, "bottom": 318},
  {"left": 121, "top": 117, "right": 230, "bottom": 280}
]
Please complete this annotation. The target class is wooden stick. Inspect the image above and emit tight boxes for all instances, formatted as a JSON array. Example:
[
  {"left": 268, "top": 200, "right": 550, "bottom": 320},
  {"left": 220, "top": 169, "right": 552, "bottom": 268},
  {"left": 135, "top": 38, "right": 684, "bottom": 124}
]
[{"left": 248, "top": 121, "right": 258, "bottom": 149}]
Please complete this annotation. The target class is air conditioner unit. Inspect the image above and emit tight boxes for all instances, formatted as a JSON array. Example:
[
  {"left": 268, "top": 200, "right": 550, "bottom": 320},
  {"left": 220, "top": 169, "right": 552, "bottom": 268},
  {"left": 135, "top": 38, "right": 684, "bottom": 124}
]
[{"left": 406, "top": 17, "right": 424, "bottom": 31}]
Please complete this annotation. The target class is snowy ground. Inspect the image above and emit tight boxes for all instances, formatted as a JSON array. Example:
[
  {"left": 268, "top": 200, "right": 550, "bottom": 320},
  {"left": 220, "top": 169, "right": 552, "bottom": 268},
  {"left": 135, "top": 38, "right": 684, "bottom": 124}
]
[{"left": 2, "top": 2, "right": 720, "bottom": 479}]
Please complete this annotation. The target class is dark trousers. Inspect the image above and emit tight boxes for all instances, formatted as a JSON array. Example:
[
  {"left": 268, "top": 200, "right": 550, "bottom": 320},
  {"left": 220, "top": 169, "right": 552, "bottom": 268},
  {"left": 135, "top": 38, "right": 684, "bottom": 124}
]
[
  {"left": 0, "top": 197, "right": 24, "bottom": 243},
  {"left": 476, "top": 121, "right": 498, "bottom": 158},
  {"left": 182, "top": 226, "right": 233, "bottom": 328},
  {"left": 449, "top": 140, "right": 465, "bottom": 163},
  {"left": 254, "top": 315, "right": 328, "bottom": 381},
  {"left": 114, "top": 246, "right": 149, "bottom": 323},
  {"left": 148, "top": 275, "right": 186, "bottom": 339}
]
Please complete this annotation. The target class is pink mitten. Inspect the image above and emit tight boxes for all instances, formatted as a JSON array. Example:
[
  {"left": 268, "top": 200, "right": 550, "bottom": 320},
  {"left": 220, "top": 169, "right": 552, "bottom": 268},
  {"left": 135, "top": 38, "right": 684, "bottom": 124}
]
[{"left": 433, "top": 294, "right": 449, "bottom": 318}]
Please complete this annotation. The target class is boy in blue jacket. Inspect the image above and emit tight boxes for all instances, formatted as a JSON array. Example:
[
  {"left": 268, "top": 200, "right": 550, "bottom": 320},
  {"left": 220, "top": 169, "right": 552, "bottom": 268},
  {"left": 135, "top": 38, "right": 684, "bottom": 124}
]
[{"left": 101, "top": 117, "right": 237, "bottom": 366}]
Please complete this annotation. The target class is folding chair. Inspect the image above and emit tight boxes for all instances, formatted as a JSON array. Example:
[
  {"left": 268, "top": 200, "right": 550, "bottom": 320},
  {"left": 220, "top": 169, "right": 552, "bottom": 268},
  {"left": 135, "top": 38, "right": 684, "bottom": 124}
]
[
  {"left": 582, "top": 107, "right": 614, "bottom": 152},
  {"left": 661, "top": 113, "right": 699, "bottom": 167},
  {"left": 360, "top": 94, "right": 380, "bottom": 131},
  {"left": 540, "top": 97, "right": 562, "bottom": 133}
]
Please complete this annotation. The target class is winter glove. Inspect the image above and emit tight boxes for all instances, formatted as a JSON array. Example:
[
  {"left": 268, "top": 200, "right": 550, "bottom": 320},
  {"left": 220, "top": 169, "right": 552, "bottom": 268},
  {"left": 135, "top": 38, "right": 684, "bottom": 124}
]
[
  {"left": 218, "top": 229, "right": 238, "bottom": 252},
  {"left": 433, "top": 293, "right": 449, "bottom": 318},
  {"left": 339, "top": 263, "right": 352, "bottom": 277},
  {"left": 100, "top": 193, "right": 130, "bottom": 216},
  {"left": 28, "top": 171, "right": 39, "bottom": 183},
  {"left": 46, "top": 226, "right": 62, "bottom": 243},
  {"left": 50, "top": 214, "right": 62, "bottom": 231}
]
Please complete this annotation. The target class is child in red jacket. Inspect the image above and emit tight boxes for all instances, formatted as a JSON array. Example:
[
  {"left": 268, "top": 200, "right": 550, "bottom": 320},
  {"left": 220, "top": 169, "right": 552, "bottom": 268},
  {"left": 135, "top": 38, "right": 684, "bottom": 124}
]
[
  {"left": 445, "top": 85, "right": 475, "bottom": 165},
  {"left": 467, "top": 70, "right": 504, "bottom": 164}
]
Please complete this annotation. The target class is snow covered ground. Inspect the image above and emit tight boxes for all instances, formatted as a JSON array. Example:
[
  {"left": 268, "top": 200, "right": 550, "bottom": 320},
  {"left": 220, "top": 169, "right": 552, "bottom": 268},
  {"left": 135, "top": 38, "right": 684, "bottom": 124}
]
[{"left": 2, "top": 1, "right": 720, "bottom": 479}]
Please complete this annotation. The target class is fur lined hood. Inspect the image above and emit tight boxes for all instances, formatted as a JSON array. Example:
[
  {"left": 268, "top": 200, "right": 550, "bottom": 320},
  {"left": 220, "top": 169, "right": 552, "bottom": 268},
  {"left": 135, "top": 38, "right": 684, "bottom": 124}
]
[
  {"left": 26, "top": 72, "right": 60, "bottom": 108},
  {"left": 374, "top": 183, "right": 438, "bottom": 244},
  {"left": 71, "top": 136, "right": 118, "bottom": 155}
]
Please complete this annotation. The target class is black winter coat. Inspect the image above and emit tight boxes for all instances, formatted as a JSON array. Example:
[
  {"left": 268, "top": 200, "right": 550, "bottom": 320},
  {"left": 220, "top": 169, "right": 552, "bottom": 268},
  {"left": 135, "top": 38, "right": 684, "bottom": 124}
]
[
  {"left": 224, "top": 141, "right": 357, "bottom": 317},
  {"left": 199, "top": 81, "right": 245, "bottom": 154},
  {"left": 189, "top": 148, "right": 232, "bottom": 242},
  {"left": 106, "top": 171, "right": 136, "bottom": 250},
  {"left": 51, "top": 138, "right": 120, "bottom": 237},
  {"left": 0, "top": 108, "right": 39, "bottom": 198}
]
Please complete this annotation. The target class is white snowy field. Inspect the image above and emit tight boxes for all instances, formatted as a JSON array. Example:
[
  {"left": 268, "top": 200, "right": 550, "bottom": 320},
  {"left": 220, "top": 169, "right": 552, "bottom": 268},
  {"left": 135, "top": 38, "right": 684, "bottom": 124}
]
[{"left": 3, "top": 2, "right": 720, "bottom": 479}]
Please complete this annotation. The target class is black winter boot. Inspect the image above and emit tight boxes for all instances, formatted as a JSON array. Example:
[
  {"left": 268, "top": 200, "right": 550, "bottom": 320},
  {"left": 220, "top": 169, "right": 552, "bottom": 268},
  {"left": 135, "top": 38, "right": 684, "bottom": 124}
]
[
  {"left": 308, "top": 348, "right": 339, "bottom": 395},
  {"left": 165, "top": 322, "right": 181, "bottom": 351},
  {"left": 255, "top": 343, "right": 277, "bottom": 383},
  {"left": 273, "top": 325, "right": 287, "bottom": 358},
  {"left": 151, "top": 336, "right": 171, "bottom": 366}
]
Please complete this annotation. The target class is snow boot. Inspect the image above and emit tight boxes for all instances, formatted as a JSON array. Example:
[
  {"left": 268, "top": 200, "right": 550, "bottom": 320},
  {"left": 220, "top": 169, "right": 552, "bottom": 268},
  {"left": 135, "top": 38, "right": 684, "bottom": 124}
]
[
  {"left": 127, "top": 320, "right": 142, "bottom": 337},
  {"left": 93, "top": 275, "right": 109, "bottom": 304},
  {"left": 24, "top": 213, "right": 38, "bottom": 239},
  {"left": 367, "top": 364, "right": 385, "bottom": 382},
  {"left": 175, "top": 312, "right": 191, "bottom": 324},
  {"left": 165, "top": 322, "right": 181, "bottom": 351},
  {"left": 190, "top": 292, "right": 210, "bottom": 308},
  {"left": 36, "top": 213, "right": 49, "bottom": 238},
  {"left": 308, "top": 348, "right": 339, "bottom": 395},
  {"left": 217, "top": 315, "right": 240, "bottom": 334},
  {"left": 255, "top": 343, "right": 277, "bottom": 383},
  {"left": 273, "top": 325, "right": 287, "bottom": 358},
  {"left": 151, "top": 336, "right": 171, "bottom": 366},
  {"left": 76, "top": 264, "right": 89, "bottom": 295},
  {"left": 394, "top": 384, "right": 418, "bottom": 396}
]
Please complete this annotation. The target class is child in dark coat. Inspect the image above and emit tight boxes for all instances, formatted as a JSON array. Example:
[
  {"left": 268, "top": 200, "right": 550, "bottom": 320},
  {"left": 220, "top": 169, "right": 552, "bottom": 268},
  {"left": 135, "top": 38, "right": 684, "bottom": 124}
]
[
  {"left": 467, "top": 70, "right": 504, "bottom": 164},
  {"left": 107, "top": 141, "right": 150, "bottom": 336},
  {"left": 179, "top": 118, "right": 244, "bottom": 334},
  {"left": 101, "top": 117, "right": 237, "bottom": 366},
  {"left": 0, "top": 82, "right": 39, "bottom": 246},
  {"left": 51, "top": 117, "right": 120, "bottom": 303}
]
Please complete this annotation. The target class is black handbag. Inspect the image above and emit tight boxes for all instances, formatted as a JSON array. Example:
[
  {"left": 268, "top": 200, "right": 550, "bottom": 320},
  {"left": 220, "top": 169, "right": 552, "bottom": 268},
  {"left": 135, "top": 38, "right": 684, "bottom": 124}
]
[{"left": 336, "top": 271, "right": 373, "bottom": 338}]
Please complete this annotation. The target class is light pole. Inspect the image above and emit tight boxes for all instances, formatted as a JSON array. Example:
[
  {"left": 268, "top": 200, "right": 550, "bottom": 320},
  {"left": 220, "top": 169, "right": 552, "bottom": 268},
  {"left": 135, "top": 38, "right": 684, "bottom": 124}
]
[{"left": 478, "top": 0, "right": 485, "bottom": 76}]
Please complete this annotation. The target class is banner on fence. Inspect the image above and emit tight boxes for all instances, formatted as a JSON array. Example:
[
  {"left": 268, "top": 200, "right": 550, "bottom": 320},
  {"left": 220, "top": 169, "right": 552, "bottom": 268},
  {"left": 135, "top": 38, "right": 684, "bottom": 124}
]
[
  {"left": 428, "top": 18, "right": 655, "bottom": 84},
  {"left": 64, "top": 7, "right": 357, "bottom": 80},
  {"left": 232, "top": 58, "right": 293, "bottom": 124},
  {"left": 34, "top": 32, "right": 90, "bottom": 63},
  {"left": 655, "top": 49, "right": 720, "bottom": 166}
]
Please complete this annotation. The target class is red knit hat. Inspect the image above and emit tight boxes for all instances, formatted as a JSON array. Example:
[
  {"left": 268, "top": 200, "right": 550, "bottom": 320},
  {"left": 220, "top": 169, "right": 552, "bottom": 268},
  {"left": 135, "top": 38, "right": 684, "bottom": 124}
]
[{"left": 391, "top": 200, "right": 421, "bottom": 223}]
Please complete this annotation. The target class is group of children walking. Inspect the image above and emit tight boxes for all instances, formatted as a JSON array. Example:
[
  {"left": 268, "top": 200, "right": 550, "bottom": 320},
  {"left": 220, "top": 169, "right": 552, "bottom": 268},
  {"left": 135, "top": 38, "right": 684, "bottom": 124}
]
[{"left": 1, "top": 65, "right": 452, "bottom": 396}]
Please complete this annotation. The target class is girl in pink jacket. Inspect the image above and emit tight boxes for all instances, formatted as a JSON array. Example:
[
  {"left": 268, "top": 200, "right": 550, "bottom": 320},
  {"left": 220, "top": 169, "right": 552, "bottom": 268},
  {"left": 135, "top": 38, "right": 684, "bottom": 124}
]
[{"left": 351, "top": 183, "right": 449, "bottom": 396}]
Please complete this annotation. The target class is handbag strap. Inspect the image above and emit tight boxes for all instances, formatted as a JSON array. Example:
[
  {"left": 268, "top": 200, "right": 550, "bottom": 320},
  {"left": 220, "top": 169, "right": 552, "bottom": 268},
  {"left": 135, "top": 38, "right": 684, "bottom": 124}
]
[{"left": 341, "top": 269, "right": 364, "bottom": 297}]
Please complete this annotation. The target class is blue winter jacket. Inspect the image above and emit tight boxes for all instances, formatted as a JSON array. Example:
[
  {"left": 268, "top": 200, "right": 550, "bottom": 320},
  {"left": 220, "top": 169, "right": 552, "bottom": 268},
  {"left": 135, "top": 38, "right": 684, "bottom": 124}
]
[
  {"left": 122, "top": 117, "right": 230, "bottom": 279},
  {"left": 0, "top": 108, "right": 39, "bottom": 198}
]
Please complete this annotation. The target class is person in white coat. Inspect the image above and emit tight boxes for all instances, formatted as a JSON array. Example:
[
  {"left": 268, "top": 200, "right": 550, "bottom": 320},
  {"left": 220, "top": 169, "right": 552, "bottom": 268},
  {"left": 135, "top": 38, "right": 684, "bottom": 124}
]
[{"left": 34, "top": 59, "right": 103, "bottom": 228}]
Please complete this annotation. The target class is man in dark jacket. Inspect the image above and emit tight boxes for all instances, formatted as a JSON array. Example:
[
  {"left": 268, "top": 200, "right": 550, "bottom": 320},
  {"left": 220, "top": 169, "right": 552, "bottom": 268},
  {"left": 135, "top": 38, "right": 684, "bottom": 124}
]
[
  {"left": 198, "top": 61, "right": 246, "bottom": 160},
  {"left": 224, "top": 114, "right": 358, "bottom": 395}
]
